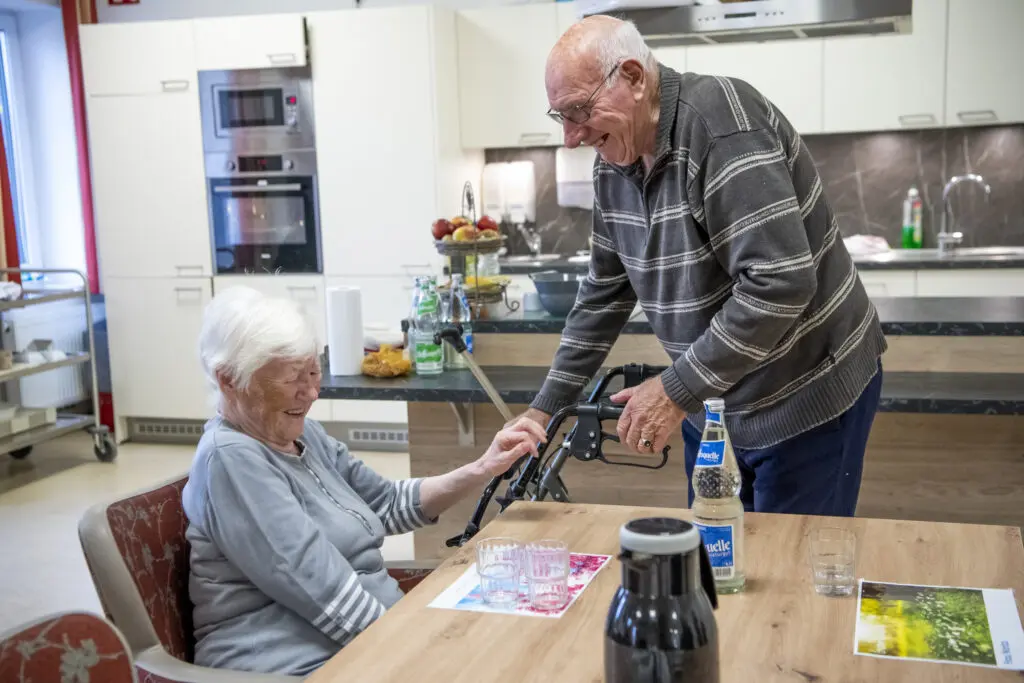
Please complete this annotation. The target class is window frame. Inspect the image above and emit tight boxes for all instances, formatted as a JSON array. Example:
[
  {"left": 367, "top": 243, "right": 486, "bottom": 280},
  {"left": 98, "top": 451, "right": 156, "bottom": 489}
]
[{"left": 0, "top": 11, "right": 40, "bottom": 270}]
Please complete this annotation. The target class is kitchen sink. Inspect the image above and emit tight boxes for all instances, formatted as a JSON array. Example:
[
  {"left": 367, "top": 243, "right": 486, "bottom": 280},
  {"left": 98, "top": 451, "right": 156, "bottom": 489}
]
[
  {"left": 854, "top": 246, "right": 1024, "bottom": 263},
  {"left": 500, "top": 254, "right": 562, "bottom": 264}
]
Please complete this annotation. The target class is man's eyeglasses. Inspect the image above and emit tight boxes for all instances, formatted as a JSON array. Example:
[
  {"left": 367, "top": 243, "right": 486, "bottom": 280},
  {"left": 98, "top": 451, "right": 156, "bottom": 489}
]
[{"left": 546, "top": 64, "right": 619, "bottom": 126}]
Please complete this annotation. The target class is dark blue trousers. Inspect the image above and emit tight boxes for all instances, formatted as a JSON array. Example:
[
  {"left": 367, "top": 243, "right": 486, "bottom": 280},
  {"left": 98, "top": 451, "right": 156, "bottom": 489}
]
[{"left": 684, "top": 365, "right": 883, "bottom": 517}]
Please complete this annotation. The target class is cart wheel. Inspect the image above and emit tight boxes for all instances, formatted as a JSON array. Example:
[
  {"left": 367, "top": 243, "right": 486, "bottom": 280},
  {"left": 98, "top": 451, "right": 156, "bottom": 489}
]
[
  {"left": 94, "top": 436, "right": 117, "bottom": 463},
  {"left": 8, "top": 446, "right": 32, "bottom": 460}
]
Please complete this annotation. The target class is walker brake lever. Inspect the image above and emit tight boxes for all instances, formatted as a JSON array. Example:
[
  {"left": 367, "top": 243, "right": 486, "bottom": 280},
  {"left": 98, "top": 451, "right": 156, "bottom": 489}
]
[{"left": 569, "top": 402, "right": 671, "bottom": 470}]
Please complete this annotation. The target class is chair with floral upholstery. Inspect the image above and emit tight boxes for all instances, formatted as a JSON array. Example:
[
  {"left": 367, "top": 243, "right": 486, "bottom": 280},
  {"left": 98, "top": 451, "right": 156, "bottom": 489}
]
[
  {"left": 0, "top": 611, "right": 137, "bottom": 683},
  {"left": 78, "top": 474, "right": 440, "bottom": 683}
]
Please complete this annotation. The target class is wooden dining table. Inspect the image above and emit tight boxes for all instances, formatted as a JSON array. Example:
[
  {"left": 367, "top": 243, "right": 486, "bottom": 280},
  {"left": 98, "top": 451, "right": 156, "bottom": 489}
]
[{"left": 307, "top": 502, "right": 1024, "bottom": 683}]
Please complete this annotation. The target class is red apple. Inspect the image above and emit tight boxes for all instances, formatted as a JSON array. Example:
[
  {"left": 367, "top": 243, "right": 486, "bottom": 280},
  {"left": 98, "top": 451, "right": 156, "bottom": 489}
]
[
  {"left": 477, "top": 215, "right": 499, "bottom": 233},
  {"left": 432, "top": 218, "right": 454, "bottom": 240}
]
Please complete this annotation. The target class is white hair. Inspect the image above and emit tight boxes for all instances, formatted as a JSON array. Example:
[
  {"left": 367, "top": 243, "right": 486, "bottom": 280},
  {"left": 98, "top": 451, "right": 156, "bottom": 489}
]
[
  {"left": 198, "top": 285, "right": 320, "bottom": 409},
  {"left": 594, "top": 19, "right": 658, "bottom": 79}
]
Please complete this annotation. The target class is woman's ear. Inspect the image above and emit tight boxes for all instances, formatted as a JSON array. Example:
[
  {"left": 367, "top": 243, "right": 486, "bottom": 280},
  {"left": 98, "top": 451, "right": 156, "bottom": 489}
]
[{"left": 215, "top": 369, "right": 236, "bottom": 399}]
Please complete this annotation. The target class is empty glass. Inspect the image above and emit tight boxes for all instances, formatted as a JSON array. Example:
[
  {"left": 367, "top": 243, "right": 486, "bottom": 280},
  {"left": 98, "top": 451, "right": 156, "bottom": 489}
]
[
  {"left": 524, "top": 539, "right": 570, "bottom": 611},
  {"left": 476, "top": 538, "right": 521, "bottom": 607},
  {"left": 809, "top": 527, "right": 856, "bottom": 597}
]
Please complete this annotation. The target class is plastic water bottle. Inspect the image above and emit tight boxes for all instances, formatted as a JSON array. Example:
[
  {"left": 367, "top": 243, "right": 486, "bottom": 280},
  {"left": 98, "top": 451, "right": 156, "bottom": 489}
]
[
  {"left": 412, "top": 277, "right": 443, "bottom": 376},
  {"left": 691, "top": 398, "right": 745, "bottom": 594},
  {"left": 442, "top": 274, "right": 474, "bottom": 370}
]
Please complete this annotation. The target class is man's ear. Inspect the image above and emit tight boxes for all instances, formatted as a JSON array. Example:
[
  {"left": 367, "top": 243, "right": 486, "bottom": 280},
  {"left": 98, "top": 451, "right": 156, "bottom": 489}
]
[{"left": 620, "top": 59, "right": 646, "bottom": 93}]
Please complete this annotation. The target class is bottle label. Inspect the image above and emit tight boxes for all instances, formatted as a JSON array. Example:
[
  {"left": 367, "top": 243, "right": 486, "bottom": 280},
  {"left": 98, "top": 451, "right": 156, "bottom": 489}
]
[
  {"left": 464, "top": 332, "right": 474, "bottom": 354},
  {"left": 414, "top": 342, "right": 442, "bottom": 363},
  {"left": 695, "top": 439, "right": 725, "bottom": 468},
  {"left": 705, "top": 409, "right": 721, "bottom": 424},
  {"left": 695, "top": 522, "right": 735, "bottom": 580}
]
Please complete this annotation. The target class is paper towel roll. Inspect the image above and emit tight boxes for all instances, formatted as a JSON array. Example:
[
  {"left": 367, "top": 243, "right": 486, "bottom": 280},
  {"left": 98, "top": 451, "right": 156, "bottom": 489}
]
[{"left": 326, "top": 286, "right": 364, "bottom": 376}]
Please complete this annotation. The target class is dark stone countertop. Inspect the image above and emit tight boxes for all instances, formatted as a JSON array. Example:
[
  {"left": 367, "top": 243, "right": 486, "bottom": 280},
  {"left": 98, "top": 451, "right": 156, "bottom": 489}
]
[
  {"left": 320, "top": 366, "right": 1024, "bottom": 416},
  {"left": 473, "top": 297, "right": 1024, "bottom": 336},
  {"left": 499, "top": 251, "right": 1024, "bottom": 275}
]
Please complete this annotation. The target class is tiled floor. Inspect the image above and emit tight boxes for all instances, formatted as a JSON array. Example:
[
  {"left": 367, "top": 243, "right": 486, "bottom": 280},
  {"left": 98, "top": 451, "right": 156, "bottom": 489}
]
[{"left": 0, "top": 433, "right": 193, "bottom": 634}]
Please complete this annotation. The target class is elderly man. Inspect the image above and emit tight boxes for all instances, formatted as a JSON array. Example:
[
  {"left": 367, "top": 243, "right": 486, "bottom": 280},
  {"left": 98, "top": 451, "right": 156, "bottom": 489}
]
[{"left": 522, "top": 16, "right": 886, "bottom": 517}]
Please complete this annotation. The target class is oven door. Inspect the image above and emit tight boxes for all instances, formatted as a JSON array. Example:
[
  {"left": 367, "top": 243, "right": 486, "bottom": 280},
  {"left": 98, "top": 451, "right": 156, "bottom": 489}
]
[{"left": 209, "top": 176, "right": 321, "bottom": 274}]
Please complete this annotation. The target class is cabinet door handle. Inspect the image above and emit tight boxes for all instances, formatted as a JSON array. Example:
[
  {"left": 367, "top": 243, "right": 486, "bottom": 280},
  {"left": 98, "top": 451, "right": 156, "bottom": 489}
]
[
  {"left": 160, "top": 80, "right": 190, "bottom": 92},
  {"left": 268, "top": 53, "right": 297, "bottom": 65},
  {"left": 174, "top": 286, "right": 204, "bottom": 302},
  {"left": 898, "top": 113, "right": 937, "bottom": 127},
  {"left": 287, "top": 285, "right": 318, "bottom": 297},
  {"left": 519, "top": 132, "right": 552, "bottom": 144},
  {"left": 176, "top": 265, "right": 205, "bottom": 276},
  {"left": 957, "top": 110, "right": 998, "bottom": 124}
]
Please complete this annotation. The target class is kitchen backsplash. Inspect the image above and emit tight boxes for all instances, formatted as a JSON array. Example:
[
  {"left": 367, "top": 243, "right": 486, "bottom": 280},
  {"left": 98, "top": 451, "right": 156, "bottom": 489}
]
[{"left": 486, "top": 123, "right": 1024, "bottom": 255}]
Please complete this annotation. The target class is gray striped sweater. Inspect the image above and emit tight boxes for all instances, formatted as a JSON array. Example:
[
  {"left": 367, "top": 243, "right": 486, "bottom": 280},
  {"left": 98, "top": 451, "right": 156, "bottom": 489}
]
[
  {"left": 530, "top": 64, "right": 887, "bottom": 449},
  {"left": 182, "top": 416, "right": 434, "bottom": 676}
]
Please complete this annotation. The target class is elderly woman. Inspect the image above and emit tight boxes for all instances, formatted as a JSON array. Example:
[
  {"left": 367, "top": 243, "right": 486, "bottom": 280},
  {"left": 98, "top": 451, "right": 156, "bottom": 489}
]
[{"left": 182, "top": 287, "right": 545, "bottom": 677}]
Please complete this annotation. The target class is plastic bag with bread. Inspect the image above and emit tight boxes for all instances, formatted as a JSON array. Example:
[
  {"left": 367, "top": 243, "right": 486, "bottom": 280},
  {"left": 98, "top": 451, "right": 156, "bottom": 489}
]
[{"left": 361, "top": 344, "right": 411, "bottom": 378}]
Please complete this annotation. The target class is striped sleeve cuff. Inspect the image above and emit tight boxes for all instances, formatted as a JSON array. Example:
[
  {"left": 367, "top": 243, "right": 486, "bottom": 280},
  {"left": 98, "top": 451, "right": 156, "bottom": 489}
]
[
  {"left": 661, "top": 365, "right": 703, "bottom": 414},
  {"left": 382, "top": 479, "right": 436, "bottom": 536},
  {"left": 312, "top": 573, "right": 386, "bottom": 644}
]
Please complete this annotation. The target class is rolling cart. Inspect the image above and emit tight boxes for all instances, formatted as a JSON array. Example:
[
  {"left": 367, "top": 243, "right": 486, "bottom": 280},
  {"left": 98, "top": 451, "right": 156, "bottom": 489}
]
[{"left": 0, "top": 268, "right": 116, "bottom": 462}]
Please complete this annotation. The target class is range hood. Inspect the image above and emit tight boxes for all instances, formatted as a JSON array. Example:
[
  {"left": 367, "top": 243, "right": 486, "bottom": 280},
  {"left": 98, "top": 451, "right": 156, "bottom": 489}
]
[{"left": 577, "top": 0, "right": 913, "bottom": 47}]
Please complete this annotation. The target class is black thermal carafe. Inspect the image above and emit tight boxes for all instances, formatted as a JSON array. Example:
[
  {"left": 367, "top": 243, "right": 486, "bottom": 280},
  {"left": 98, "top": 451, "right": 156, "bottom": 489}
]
[{"left": 604, "top": 517, "right": 720, "bottom": 683}]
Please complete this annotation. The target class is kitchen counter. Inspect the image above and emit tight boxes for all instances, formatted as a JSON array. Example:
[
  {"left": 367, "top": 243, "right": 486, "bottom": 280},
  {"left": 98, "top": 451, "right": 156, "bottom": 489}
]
[
  {"left": 474, "top": 296, "right": 1024, "bottom": 336},
  {"left": 320, "top": 366, "right": 1024, "bottom": 415},
  {"left": 499, "top": 248, "right": 1024, "bottom": 275}
]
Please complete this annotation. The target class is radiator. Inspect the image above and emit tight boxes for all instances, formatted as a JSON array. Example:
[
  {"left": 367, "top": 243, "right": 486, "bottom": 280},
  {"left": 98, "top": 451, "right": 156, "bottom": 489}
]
[{"left": 1, "top": 297, "right": 98, "bottom": 409}]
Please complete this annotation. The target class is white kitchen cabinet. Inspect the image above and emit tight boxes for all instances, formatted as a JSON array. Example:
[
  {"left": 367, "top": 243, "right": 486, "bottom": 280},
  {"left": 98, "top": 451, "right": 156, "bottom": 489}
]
[
  {"left": 213, "top": 275, "right": 327, "bottom": 348},
  {"left": 310, "top": 7, "right": 473, "bottom": 277},
  {"left": 946, "top": 0, "right": 1024, "bottom": 127},
  {"left": 456, "top": 5, "right": 563, "bottom": 149},
  {"left": 916, "top": 269, "right": 1024, "bottom": 297},
  {"left": 193, "top": 14, "right": 307, "bottom": 71},
  {"left": 858, "top": 270, "right": 917, "bottom": 298},
  {"left": 80, "top": 20, "right": 196, "bottom": 97},
  {"left": 104, "top": 277, "right": 212, "bottom": 420},
  {"left": 653, "top": 47, "right": 687, "bottom": 75},
  {"left": 326, "top": 276, "right": 412, "bottom": 331},
  {"left": 86, "top": 93, "right": 211, "bottom": 280},
  {"left": 685, "top": 40, "right": 825, "bottom": 134},
  {"left": 823, "top": 0, "right": 947, "bottom": 133}
]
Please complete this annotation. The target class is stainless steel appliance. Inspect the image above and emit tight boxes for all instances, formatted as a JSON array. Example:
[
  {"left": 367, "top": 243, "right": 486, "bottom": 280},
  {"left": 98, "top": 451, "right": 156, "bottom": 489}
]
[
  {"left": 199, "top": 67, "right": 322, "bottom": 274},
  {"left": 577, "top": 0, "right": 913, "bottom": 47}
]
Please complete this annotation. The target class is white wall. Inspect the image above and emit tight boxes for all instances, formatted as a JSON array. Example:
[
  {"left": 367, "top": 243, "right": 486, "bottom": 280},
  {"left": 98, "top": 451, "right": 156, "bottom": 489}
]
[
  {"left": 97, "top": 0, "right": 551, "bottom": 23},
  {"left": 16, "top": 6, "right": 87, "bottom": 281}
]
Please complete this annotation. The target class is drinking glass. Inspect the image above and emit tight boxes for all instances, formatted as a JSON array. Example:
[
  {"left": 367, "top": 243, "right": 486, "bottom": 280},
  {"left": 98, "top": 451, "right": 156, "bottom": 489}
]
[
  {"left": 808, "top": 527, "right": 856, "bottom": 597},
  {"left": 476, "top": 538, "right": 521, "bottom": 607},
  {"left": 524, "top": 539, "right": 570, "bottom": 611}
]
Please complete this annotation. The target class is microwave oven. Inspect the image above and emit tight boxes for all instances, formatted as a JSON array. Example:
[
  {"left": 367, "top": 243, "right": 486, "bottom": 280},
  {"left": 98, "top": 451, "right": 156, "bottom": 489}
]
[{"left": 198, "top": 66, "right": 315, "bottom": 154}]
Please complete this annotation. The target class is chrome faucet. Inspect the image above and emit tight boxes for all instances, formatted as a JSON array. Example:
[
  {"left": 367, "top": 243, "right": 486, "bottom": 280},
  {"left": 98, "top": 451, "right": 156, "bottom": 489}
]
[
  {"left": 515, "top": 222, "right": 543, "bottom": 256},
  {"left": 940, "top": 173, "right": 992, "bottom": 256}
]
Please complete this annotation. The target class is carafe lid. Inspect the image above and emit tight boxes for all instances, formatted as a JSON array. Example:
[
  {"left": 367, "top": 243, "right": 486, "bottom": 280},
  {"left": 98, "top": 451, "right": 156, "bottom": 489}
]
[{"left": 620, "top": 517, "right": 701, "bottom": 556}]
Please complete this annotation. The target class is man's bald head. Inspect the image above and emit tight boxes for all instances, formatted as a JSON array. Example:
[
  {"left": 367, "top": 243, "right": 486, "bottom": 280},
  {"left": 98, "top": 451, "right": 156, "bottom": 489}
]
[{"left": 545, "top": 17, "right": 661, "bottom": 165}]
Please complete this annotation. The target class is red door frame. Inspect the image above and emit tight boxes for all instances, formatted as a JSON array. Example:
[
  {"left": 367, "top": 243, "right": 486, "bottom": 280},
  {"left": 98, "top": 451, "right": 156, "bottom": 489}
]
[{"left": 62, "top": 0, "right": 100, "bottom": 294}]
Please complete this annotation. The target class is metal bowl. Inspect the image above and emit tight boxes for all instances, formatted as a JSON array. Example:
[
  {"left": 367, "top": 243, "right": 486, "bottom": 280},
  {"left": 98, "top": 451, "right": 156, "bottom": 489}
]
[{"left": 529, "top": 270, "right": 585, "bottom": 317}]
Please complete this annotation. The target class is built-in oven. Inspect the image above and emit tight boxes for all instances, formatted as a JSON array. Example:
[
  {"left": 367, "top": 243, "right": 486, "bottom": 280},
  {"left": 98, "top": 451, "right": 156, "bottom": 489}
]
[{"left": 206, "top": 150, "right": 321, "bottom": 274}]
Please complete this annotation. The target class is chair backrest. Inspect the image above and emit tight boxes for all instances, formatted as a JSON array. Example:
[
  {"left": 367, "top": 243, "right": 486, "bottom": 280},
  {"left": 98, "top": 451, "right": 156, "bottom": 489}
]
[
  {"left": 0, "top": 611, "right": 137, "bottom": 683},
  {"left": 79, "top": 475, "right": 195, "bottom": 663}
]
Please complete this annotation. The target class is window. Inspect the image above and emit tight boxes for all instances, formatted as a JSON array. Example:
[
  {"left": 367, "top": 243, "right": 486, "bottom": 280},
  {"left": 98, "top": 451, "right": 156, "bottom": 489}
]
[{"left": 0, "top": 13, "right": 37, "bottom": 271}]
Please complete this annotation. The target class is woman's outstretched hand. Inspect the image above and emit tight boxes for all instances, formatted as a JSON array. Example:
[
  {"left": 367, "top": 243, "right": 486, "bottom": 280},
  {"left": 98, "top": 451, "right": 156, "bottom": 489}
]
[{"left": 475, "top": 417, "right": 549, "bottom": 478}]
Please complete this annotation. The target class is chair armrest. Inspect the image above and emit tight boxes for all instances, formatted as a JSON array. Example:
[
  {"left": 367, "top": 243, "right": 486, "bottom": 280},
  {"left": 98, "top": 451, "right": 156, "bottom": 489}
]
[
  {"left": 384, "top": 559, "right": 441, "bottom": 594},
  {"left": 136, "top": 647, "right": 305, "bottom": 683}
]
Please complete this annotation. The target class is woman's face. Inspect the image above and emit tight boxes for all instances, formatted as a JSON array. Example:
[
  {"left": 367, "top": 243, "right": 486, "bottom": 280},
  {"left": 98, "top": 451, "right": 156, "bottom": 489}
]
[{"left": 235, "top": 356, "right": 322, "bottom": 449}]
